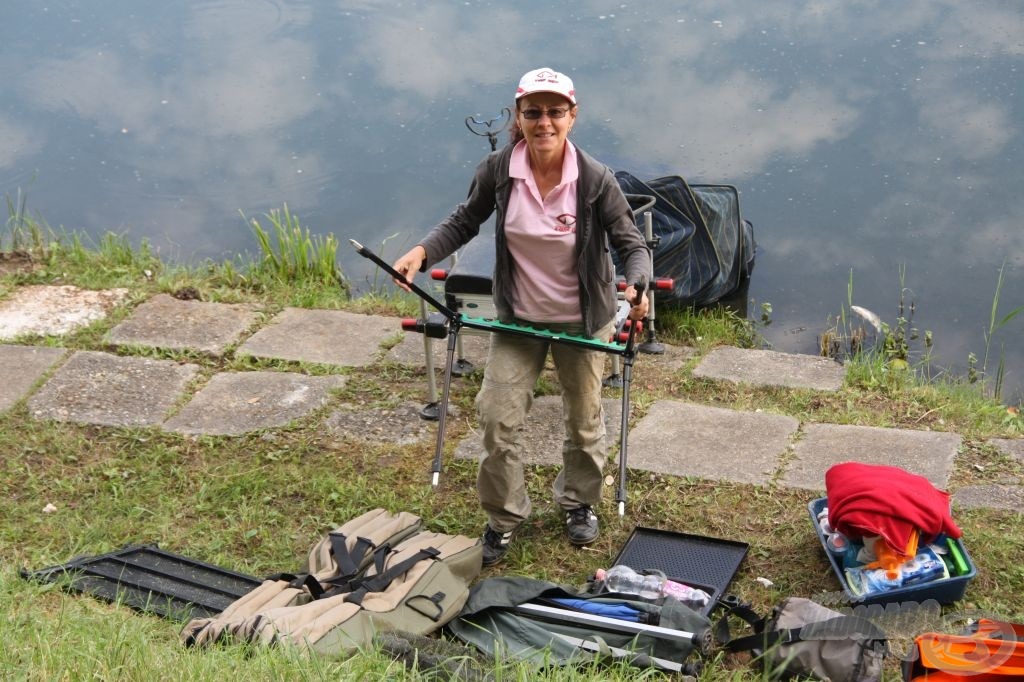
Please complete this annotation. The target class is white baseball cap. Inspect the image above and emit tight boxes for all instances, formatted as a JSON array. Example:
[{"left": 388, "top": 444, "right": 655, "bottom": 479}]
[{"left": 515, "top": 68, "right": 576, "bottom": 105}]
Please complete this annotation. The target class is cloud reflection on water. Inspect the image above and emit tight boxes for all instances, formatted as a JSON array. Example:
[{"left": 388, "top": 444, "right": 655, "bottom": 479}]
[{"left": 2, "top": 0, "right": 1021, "bottom": 398}]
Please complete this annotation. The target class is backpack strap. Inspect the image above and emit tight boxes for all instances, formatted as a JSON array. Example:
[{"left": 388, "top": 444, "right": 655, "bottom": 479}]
[
  {"left": 323, "top": 532, "right": 374, "bottom": 580},
  {"left": 405, "top": 591, "right": 448, "bottom": 623},
  {"left": 264, "top": 572, "right": 327, "bottom": 600},
  {"left": 316, "top": 541, "right": 391, "bottom": 600},
  {"left": 280, "top": 533, "right": 388, "bottom": 600},
  {"left": 343, "top": 547, "right": 441, "bottom": 605},
  {"left": 714, "top": 602, "right": 769, "bottom": 653},
  {"left": 716, "top": 602, "right": 887, "bottom": 653}
]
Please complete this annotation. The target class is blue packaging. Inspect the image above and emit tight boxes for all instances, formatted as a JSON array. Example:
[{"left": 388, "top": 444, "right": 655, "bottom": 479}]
[
  {"left": 844, "top": 547, "right": 949, "bottom": 597},
  {"left": 901, "top": 549, "right": 948, "bottom": 586}
]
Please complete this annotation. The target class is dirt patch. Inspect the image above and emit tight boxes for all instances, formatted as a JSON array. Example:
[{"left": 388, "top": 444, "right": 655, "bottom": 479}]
[{"left": 0, "top": 251, "right": 37, "bottom": 277}]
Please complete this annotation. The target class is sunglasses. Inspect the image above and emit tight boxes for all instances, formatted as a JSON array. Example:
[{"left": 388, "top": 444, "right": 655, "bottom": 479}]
[{"left": 520, "top": 106, "right": 571, "bottom": 120}]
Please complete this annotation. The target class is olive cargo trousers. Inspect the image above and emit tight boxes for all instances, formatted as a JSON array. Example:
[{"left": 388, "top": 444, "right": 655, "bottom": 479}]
[{"left": 475, "top": 320, "right": 614, "bottom": 533}]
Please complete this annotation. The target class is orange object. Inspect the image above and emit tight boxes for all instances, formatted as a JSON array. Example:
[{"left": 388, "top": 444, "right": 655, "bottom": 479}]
[
  {"left": 866, "top": 529, "right": 919, "bottom": 579},
  {"left": 905, "top": 620, "right": 1024, "bottom": 680}
]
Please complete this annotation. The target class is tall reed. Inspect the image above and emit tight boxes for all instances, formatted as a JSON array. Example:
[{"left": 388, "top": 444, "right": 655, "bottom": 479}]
[
  {"left": 971, "top": 261, "right": 1023, "bottom": 400},
  {"left": 246, "top": 204, "right": 344, "bottom": 290},
  {"left": 3, "top": 189, "right": 50, "bottom": 254}
]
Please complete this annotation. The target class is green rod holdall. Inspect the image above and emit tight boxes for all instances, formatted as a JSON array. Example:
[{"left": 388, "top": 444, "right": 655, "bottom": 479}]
[{"left": 447, "top": 576, "right": 712, "bottom": 673}]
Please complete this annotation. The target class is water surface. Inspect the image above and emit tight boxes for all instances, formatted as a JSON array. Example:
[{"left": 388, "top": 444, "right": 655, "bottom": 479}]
[{"left": 3, "top": 1, "right": 1021, "bottom": 400}]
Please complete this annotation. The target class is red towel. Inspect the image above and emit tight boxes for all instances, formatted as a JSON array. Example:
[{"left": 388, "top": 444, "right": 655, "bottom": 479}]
[{"left": 825, "top": 462, "right": 961, "bottom": 555}]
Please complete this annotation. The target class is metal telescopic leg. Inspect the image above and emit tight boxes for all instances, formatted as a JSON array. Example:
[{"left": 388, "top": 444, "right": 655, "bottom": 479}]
[
  {"left": 447, "top": 252, "right": 475, "bottom": 377},
  {"left": 430, "top": 326, "right": 460, "bottom": 487},
  {"left": 419, "top": 298, "right": 441, "bottom": 420},
  {"left": 638, "top": 210, "right": 665, "bottom": 355},
  {"left": 616, "top": 350, "right": 634, "bottom": 517}
]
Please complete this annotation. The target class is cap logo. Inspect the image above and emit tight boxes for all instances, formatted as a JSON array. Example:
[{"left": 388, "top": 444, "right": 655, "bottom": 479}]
[{"left": 516, "top": 67, "right": 576, "bottom": 104}]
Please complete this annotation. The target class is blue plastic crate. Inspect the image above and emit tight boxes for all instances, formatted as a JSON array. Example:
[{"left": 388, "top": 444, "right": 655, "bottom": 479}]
[{"left": 808, "top": 497, "right": 976, "bottom": 606}]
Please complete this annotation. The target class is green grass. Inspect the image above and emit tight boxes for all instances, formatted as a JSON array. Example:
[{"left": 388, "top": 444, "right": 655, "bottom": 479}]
[
  {"left": 245, "top": 203, "right": 350, "bottom": 301},
  {"left": 1, "top": 211, "right": 1023, "bottom": 680},
  {"left": 3, "top": 189, "right": 50, "bottom": 254}
]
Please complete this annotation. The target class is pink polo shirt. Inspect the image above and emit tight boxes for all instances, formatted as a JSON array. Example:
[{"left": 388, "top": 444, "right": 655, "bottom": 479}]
[{"left": 505, "top": 139, "right": 580, "bottom": 323}]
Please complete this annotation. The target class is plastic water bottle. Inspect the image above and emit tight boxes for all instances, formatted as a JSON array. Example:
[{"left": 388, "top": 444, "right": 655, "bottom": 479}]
[
  {"left": 598, "top": 565, "right": 662, "bottom": 599},
  {"left": 826, "top": 531, "right": 850, "bottom": 555},
  {"left": 659, "top": 577, "right": 712, "bottom": 609},
  {"left": 597, "top": 565, "right": 711, "bottom": 607}
]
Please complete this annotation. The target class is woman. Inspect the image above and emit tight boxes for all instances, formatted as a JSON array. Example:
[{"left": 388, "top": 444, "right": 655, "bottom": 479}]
[{"left": 392, "top": 67, "right": 651, "bottom": 566}]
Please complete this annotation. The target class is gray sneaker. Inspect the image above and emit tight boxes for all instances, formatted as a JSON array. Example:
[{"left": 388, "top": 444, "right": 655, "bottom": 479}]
[
  {"left": 565, "top": 506, "right": 599, "bottom": 545},
  {"left": 480, "top": 526, "right": 516, "bottom": 566}
]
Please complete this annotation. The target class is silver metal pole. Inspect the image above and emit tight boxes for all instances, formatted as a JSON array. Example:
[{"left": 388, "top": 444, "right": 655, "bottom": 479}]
[
  {"left": 421, "top": 298, "right": 437, "bottom": 405},
  {"left": 513, "top": 602, "right": 696, "bottom": 643},
  {"left": 645, "top": 211, "right": 656, "bottom": 324},
  {"left": 638, "top": 210, "right": 665, "bottom": 354}
]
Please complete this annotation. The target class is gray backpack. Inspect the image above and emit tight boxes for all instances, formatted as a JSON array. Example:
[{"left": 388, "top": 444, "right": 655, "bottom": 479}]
[
  {"left": 716, "top": 597, "right": 887, "bottom": 682},
  {"left": 181, "top": 508, "right": 482, "bottom": 655}
]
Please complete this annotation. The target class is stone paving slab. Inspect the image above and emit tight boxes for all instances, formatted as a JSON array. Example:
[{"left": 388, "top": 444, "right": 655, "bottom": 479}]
[
  {"left": 453, "top": 395, "right": 623, "bottom": 466},
  {"left": 237, "top": 308, "right": 398, "bottom": 367},
  {"left": 781, "top": 423, "right": 961, "bottom": 491},
  {"left": 953, "top": 485, "right": 1024, "bottom": 513},
  {"left": 0, "top": 285, "right": 130, "bottom": 339},
  {"left": 989, "top": 438, "right": 1024, "bottom": 463},
  {"left": 627, "top": 401, "right": 800, "bottom": 485},
  {"left": 27, "top": 350, "right": 200, "bottom": 427},
  {"left": 105, "top": 294, "right": 260, "bottom": 356},
  {"left": 387, "top": 331, "right": 490, "bottom": 370},
  {"left": 163, "top": 371, "right": 346, "bottom": 436},
  {"left": 0, "top": 344, "right": 67, "bottom": 413},
  {"left": 693, "top": 346, "right": 845, "bottom": 391},
  {"left": 325, "top": 401, "right": 444, "bottom": 446}
]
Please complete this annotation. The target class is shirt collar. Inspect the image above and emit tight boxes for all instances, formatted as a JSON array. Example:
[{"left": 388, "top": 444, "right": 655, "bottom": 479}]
[{"left": 510, "top": 139, "right": 579, "bottom": 184}]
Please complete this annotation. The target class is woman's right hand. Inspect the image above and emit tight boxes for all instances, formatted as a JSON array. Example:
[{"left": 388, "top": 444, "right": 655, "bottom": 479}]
[{"left": 391, "top": 245, "right": 426, "bottom": 292}]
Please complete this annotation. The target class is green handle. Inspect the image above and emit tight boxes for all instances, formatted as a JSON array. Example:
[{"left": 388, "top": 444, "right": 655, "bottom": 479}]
[{"left": 461, "top": 316, "right": 628, "bottom": 355}]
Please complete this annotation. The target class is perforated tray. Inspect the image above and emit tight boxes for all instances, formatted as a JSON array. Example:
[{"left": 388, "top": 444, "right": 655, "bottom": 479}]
[
  {"left": 612, "top": 527, "right": 748, "bottom": 614},
  {"left": 22, "top": 544, "right": 262, "bottom": 621}
]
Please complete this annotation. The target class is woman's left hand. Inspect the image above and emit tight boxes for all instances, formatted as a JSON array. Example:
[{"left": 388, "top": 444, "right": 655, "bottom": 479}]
[{"left": 624, "top": 286, "right": 649, "bottom": 321}]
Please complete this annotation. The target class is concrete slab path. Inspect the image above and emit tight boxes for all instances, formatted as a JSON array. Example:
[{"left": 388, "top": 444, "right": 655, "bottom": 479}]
[
  {"left": 0, "top": 344, "right": 68, "bottom": 412},
  {"left": 26, "top": 350, "right": 200, "bottom": 427},
  {"left": 106, "top": 294, "right": 260, "bottom": 356},
  {"left": 694, "top": 346, "right": 845, "bottom": 391},
  {"left": 627, "top": 401, "right": 800, "bottom": 485},
  {"left": 990, "top": 438, "right": 1024, "bottom": 463},
  {"left": 0, "top": 289, "right": 1020, "bottom": 514},
  {"left": 163, "top": 370, "right": 347, "bottom": 436},
  {"left": 0, "top": 285, "right": 130, "bottom": 339},
  {"left": 783, "top": 424, "right": 961, "bottom": 491},
  {"left": 237, "top": 308, "right": 397, "bottom": 367}
]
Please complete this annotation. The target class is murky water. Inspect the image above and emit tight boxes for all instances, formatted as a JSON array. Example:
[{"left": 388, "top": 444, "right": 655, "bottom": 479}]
[{"left": 3, "top": 1, "right": 1021, "bottom": 402}]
